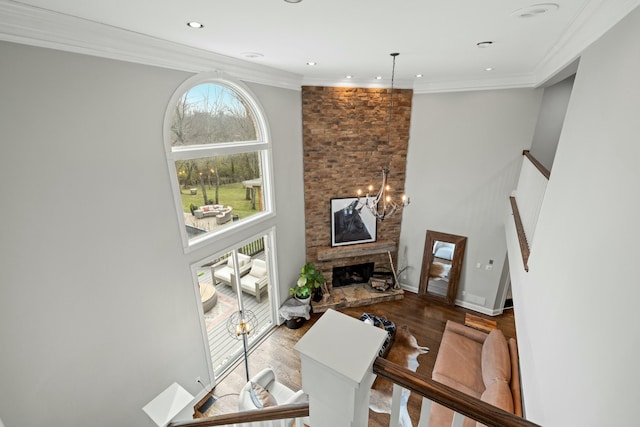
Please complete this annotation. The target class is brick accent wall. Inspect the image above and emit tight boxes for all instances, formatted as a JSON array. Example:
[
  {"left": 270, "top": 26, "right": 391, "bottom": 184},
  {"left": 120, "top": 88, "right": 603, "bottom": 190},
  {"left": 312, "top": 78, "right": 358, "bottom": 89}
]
[{"left": 301, "top": 86, "right": 413, "bottom": 288}]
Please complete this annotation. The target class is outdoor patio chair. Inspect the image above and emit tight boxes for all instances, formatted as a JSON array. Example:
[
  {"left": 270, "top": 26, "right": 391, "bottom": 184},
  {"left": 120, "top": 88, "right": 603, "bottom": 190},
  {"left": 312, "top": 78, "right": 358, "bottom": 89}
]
[
  {"left": 230, "top": 259, "right": 269, "bottom": 302},
  {"left": 211, "top": 253, "right": 252, "bottom": 286}
]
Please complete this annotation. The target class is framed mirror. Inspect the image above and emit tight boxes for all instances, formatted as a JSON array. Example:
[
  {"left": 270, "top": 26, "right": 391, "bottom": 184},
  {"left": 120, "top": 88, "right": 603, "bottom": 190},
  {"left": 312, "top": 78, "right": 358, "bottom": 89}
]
[{"left": 419, "top": 230, "right": 467, "bottom": 305}]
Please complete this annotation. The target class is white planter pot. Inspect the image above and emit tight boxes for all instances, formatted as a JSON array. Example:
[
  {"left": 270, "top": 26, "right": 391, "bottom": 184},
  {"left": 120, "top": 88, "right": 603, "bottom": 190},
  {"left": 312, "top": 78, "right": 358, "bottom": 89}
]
[{"left": 295, "top": 296, "right": 311, "bottom": 305}]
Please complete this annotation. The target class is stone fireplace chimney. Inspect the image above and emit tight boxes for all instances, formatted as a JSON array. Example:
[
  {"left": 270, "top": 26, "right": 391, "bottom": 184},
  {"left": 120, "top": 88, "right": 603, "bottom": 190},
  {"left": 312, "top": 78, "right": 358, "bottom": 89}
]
[{"left": 301, "top": 86, "right": 412, "bottom": 289}]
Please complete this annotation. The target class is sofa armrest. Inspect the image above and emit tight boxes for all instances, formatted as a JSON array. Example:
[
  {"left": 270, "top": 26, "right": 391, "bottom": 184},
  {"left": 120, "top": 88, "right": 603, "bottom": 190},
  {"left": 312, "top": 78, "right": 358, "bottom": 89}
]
[{"left": 444, "top": 320, "right": 488, "bottom": 344}]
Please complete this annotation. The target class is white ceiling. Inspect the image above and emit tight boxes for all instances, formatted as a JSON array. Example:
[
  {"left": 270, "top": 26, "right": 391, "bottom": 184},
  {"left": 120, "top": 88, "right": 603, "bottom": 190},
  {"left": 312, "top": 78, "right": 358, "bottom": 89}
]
[{"left": 1, "top": 0, "right": 638, "bottom": 92}]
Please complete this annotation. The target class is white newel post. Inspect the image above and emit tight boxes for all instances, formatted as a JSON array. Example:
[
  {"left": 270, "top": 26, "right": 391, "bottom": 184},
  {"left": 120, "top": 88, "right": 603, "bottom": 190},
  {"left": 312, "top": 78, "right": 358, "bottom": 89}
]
[{"left": 294, "top": 309, "right": 388, "bottom": 427}]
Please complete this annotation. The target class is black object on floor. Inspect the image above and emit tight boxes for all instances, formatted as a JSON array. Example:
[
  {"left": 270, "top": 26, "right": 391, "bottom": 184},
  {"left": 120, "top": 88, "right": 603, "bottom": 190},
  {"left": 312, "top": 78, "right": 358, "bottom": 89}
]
[
  {"left": 198, "top": 395, "right": 216, "bottom": 413},
  {"left": 285, "top": 317, "right": 305, "bottom": 329}
]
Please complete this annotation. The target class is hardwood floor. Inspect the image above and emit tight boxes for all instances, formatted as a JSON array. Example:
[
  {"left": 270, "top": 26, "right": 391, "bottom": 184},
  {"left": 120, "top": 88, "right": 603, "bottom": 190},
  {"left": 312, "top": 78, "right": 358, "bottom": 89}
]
[{"left": 197, "top": 291, "right": 516, "bottom": 426}]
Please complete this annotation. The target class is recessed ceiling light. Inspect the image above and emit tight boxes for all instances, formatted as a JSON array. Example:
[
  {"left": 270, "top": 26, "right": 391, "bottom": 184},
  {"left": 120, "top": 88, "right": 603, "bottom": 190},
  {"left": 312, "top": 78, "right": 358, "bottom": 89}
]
[
  {"left": 346, "top": 75, "right": 353, "bottom": 79},
  {"left": 284, "top": 0, "right": 303, "bottom": 3},
  {"left": 242, "top": 52, "right": 264, "bottom": 59},
  {"left": 306, "top": 61, "right": 317, "bottom": 66},
  {"left": 512, "top": 3, "right": 559, "bottom": 18},
  {"left": 376, "top": 76, "right": 383, "bottom": 80},
  {"left": 187, "top": 21, "right": 204, "bottom": 29},
  {"left": 485, "top": 67, "right": 494, "bottom": 71},
  {"left": 477, "top": 41, "right": 493, "bottom": 48},
  {"left": 416, "top": 74, "right": 423, "bottom": 78}
]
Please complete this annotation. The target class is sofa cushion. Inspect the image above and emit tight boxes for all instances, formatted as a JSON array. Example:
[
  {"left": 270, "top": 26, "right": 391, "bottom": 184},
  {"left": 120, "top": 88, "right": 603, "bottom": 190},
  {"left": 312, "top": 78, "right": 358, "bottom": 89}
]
[
  {"left": 432, "top": 372, "right": 483, "bottom": 399},
  {"left": 433, "top": 327, "right": 485, "bottom": 395},
  {"left": 475, "top": 380, "right": 514, "bottom": 427},
  {"left": 227, "top": 254, "right": 250, "bottom": 268},
  {"left": 249, "top": 382, "right": 277, "bottom": 408},
  {"left": 481, "top": 329, "right": 511, "bottom": 387},
  {"left": 250, "top": 264, "right": 267, "bottom": 278}
]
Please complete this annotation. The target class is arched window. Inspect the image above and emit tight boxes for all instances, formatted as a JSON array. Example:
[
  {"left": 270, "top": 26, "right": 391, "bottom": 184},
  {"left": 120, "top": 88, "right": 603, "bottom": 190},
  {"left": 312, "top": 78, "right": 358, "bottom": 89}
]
[{"left": 164, "top": 76, "right": 273, "bottom": 251}]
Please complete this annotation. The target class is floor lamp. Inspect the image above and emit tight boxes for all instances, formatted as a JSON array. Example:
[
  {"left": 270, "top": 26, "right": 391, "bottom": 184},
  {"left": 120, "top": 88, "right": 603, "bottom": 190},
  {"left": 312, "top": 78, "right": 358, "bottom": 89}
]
[{"left": 226, "top": 309, "right": 258, "bottom": 382}]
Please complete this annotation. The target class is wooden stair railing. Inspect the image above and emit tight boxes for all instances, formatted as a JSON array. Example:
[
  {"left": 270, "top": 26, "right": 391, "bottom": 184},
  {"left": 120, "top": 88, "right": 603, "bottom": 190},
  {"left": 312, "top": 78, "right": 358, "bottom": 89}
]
[
  {"left": 509, "top": 196, "right": 530, "bottom": 272},
  {"left": 168, "top": 359, "right": 540, "bottom": 427},
  {"left": 373, "top": 357, "right": 541, "bottom": 427},
  {"left": 509, "top": 150, "right": 550, "bottom": 273},
  {"left": 522, "top": 150, "right": 550, "bottom": 180},
  {"left": 167, "top": 402, "right": 309, "bottom": 427}
]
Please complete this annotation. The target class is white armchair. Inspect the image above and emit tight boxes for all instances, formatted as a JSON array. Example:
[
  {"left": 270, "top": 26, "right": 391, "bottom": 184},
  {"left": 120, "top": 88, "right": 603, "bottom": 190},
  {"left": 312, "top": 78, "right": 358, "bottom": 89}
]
[
  {"left": 211, "top": 253, "right": 252, "bottom": 286},
  {"left": 230, "top": 258, "right": 269, "bottom": 302},
  {"left": 238, "top": 368, "right": 307, "bottom": 420}
]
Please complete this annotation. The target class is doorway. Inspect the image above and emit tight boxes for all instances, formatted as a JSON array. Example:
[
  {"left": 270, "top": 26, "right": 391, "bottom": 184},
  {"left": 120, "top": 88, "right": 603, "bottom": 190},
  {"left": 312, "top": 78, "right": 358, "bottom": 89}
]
[{"left": 193, "top": 233, "right": 277, "bottom": 383}]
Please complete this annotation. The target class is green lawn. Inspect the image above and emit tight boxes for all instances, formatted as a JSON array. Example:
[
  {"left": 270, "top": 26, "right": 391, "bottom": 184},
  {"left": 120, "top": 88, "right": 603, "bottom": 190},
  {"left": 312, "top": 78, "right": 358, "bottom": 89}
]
[{"left": 179, "top": 182, "right": 258, "bottom": 219}]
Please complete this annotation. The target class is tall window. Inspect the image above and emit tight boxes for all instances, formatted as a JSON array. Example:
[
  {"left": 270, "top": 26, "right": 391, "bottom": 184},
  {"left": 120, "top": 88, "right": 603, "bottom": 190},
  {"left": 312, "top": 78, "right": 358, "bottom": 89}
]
[{"left": 164, "top": 78, "right": 272, "bottom": 250}]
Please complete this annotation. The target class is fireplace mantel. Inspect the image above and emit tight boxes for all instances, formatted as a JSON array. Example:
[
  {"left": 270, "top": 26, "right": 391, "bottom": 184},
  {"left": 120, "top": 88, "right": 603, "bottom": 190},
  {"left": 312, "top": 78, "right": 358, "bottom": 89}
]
[{"left": 316, "top": 240, "right": 396, "bottom": 261}]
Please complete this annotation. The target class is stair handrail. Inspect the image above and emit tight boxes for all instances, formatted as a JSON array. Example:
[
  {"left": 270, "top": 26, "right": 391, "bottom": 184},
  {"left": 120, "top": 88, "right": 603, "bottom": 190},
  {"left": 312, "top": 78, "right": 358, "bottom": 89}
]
[
  {"left": 168, "top": 357, "right": 542, "bottom": 427},
  {"left": 373, "top": 357, "right": 541, "bottom": 427},
  {"left": 522, "top": 150, "right": 550, "bottom": 179},
  {"left": 167, "top": 401, "right": 309, "bottom": 427}
]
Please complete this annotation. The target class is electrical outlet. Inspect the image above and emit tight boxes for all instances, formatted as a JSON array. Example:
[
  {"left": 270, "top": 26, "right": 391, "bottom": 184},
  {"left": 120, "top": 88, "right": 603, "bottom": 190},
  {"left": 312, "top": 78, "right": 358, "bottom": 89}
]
[
  {"left": 485, "top": 264, "right": 493, "bottom": 271},
  {"left": 476, "top": 262, "right": 482, "bottom": 269}
]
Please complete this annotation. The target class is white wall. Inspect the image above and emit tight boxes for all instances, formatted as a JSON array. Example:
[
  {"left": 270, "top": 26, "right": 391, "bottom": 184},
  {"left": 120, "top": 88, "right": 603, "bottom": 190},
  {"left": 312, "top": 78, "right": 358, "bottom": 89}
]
[
  {"left": 511, "top": 6, "right": 640, "bottom": 425},
  {"left": 400, "top": 89, "right": 542, "bottom": 313},
  {"left": 0, "top": 41, "right": 305, "bottom": 427},
  {"left": 529, "top": 75, "right": 575, "bottom": 171}
]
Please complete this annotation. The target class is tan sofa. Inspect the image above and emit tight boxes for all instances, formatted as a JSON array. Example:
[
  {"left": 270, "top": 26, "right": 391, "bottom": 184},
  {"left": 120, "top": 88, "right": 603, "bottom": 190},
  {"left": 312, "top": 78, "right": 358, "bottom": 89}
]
[{"left": 429, "top": 320, "right": 522, "bottom": 427}]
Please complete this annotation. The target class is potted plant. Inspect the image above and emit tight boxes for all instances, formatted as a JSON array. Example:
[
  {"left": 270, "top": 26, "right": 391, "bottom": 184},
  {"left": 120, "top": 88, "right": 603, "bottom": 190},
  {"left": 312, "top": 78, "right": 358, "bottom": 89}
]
[{"left": 290, "top": 262, "right": 325, "bottom": 305}]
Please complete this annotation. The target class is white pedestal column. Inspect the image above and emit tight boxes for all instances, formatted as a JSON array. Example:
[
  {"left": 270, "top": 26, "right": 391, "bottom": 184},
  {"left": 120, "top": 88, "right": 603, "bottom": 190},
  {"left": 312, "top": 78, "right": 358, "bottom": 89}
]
[{"left": 294, "top": 309, "right": 388, "bottom": 427}]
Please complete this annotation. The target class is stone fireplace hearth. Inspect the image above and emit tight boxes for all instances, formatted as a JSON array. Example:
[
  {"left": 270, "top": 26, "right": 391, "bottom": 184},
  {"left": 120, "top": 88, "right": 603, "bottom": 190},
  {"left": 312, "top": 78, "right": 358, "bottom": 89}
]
[
  {"left": 310, "top": 240, "right": 404, "bottom": 313},
  {"left": 311, "top": 283, "right": 403, "bottom": 313}
]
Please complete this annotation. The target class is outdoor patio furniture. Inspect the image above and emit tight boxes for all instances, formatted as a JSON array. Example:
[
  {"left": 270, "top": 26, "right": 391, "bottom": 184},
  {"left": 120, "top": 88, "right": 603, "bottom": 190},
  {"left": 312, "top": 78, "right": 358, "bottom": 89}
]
[
  {"left": 211, "top": 253, "right": 252, "bottom": 286},
  {"left": 216, "top": 207, "right": 233, "bottom": 224},
  {"left": 199, "top": 282, "right": 217, "bottom": 313},
  {"left": 193, "top": 204, "right": 224, "bottom": 218},
  {"left": 230, "top": 259, "right": 269, "bottom": 302}
]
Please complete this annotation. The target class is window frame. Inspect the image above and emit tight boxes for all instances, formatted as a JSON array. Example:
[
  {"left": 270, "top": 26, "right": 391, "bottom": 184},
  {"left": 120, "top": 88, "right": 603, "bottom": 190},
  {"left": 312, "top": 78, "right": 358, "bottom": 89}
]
[
  {"left": 163, "top": 74, "right": 275, "bottom": 253},
  {"left": 190, "top": 227, "right": 280, "bottom": 382}
]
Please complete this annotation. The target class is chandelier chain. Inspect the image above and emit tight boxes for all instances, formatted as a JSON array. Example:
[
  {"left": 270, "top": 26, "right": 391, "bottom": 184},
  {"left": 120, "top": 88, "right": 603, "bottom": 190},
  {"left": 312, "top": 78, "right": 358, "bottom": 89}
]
[{"left": 356, "top": 52, "right": 409, "bottom": 222}]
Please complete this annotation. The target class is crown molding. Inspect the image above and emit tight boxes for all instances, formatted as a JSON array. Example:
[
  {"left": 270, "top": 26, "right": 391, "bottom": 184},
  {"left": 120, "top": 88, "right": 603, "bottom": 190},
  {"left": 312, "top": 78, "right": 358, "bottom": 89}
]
[
  {"left": 412, "top": 74, "right": 537, "bottom": 94},
  {"left": 301, "top": 76, "right": 415, "bottom": 90},
  {"left": 1, "top": 0, "right": 637, "bottom": 94},
  {"left": 533, "top": 0, "right": 640, "bottom": 86},
  {"left": 0, "top": 0, "right": 303, "bottom": 90}
]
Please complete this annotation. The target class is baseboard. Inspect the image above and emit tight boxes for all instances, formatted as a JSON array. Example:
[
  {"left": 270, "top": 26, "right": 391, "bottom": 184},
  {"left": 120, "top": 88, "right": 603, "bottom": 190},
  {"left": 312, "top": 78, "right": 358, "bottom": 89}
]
[
  {"left": 399, "top": 283, "right": 418, "bottom": 294},
  {"left": 455, "top": 299, "right": 497, "bottom": 316},
  {"left": 401, "top": 286, "right": 503, "bottom": 316}
]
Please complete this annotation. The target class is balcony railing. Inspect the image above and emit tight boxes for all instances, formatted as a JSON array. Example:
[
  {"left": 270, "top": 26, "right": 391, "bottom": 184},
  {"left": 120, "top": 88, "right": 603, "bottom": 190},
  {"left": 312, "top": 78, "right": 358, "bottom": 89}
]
[
  {"left": 508, "top": 150, "right": 550, "bottom": 271},
  {"left": 167, "top": 358, "right": 541, "bottom": 427},
  {"left": 169, "top": 309, "right": 540, "bottom": 427}
]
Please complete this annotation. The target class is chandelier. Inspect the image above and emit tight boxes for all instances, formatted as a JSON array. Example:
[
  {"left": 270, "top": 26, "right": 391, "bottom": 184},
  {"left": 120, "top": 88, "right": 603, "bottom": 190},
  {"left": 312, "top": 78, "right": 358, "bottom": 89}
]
[{"left": 357, "top": 52, "right": 410, "bottom": 221}]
